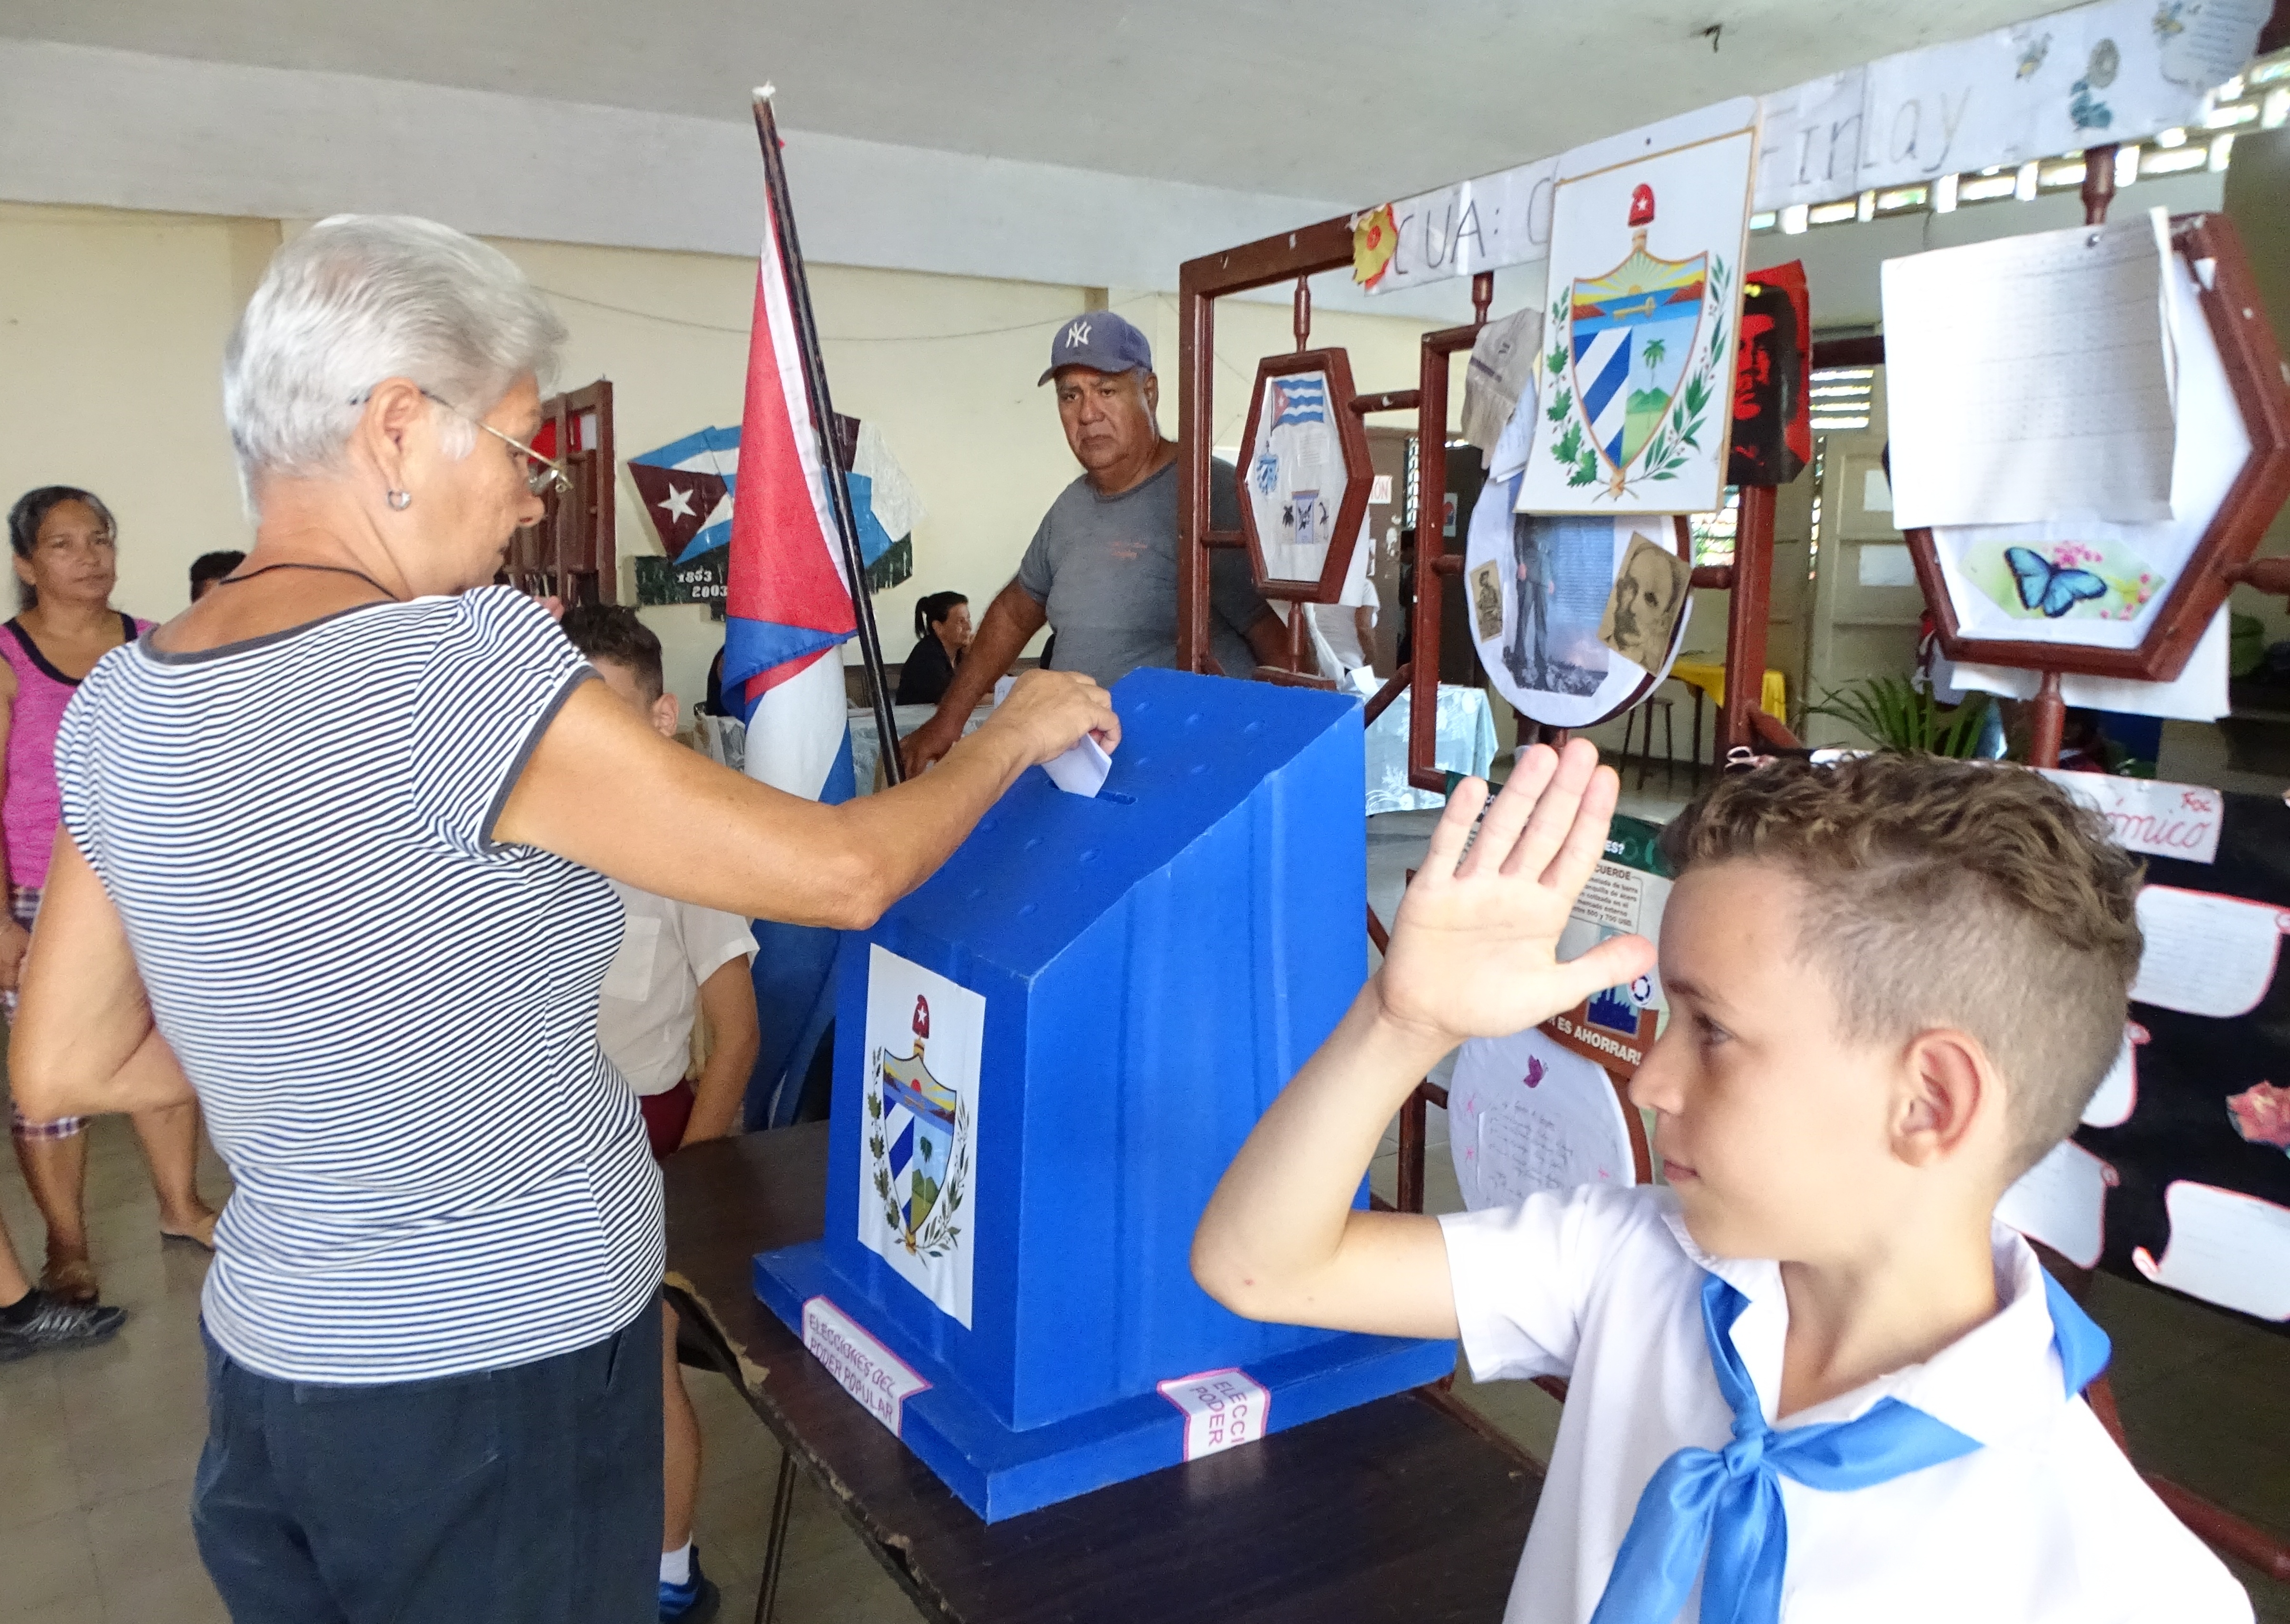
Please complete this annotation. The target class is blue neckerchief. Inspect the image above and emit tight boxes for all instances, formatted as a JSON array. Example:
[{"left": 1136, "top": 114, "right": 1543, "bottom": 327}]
[{"left": 1589, "top": 1266, "right": 2109, "bottom": 1624}]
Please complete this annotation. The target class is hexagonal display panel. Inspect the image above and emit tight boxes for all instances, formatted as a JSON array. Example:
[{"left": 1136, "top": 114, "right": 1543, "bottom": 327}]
[
  {"left": 1235, "top": 348, "right": 1374, "bottom": 601},
  {"left": 1908, "top": 213, "right": 2290, "bottom": 683}
]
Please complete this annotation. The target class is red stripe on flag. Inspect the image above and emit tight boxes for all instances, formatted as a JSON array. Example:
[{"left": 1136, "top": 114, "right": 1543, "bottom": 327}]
[{"left": 726, "top": 247, "right": 854, "bottom": 652}]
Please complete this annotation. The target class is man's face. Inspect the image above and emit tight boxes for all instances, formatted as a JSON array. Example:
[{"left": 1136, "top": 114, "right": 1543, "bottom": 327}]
[
  {"left": 1613, "top": 555, "right": 1669, "bottom": 652},
  {"left": 1054, "top": 367, "right": 1160, "bottom": 475},
  {"left": 1628, "top": 860, "right": 1910, "bottom": 1264}
]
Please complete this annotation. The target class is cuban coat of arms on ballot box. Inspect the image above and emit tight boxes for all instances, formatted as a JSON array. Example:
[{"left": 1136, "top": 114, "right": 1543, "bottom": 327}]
[
  {"left": 1519, "top": 105, "right": 1756, "bottom": 516},
  {"left": 860, "top": 945, "right": 984, "bottom": 1327}
]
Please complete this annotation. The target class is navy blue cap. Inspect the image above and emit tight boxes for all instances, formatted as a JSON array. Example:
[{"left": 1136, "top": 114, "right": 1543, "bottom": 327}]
[{"left": 1038, "top": 311, "right": 1153, "bottom": 385}]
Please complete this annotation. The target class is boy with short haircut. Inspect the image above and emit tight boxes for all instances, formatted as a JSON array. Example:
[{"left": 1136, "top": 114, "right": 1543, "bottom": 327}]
[
  {"left": 1194, "top": 745, "right": 2249, "bottom": 1623},
  {"left": 563, "top": 605, "right": 760, "bottom": 1624}
]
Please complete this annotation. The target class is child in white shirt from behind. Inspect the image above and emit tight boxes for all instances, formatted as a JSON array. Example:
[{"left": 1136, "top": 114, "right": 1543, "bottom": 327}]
[
  {"left": 565, "top": 605, "right": 760, "bottom": 1624},
  {"left": 1193, "top": 744, "right": 2249, "bottom": 1624}
]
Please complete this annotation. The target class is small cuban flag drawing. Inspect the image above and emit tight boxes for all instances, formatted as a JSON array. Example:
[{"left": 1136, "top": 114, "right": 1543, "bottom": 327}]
[{"left": 1272, "top": 377, "right": 1328, "bottom": 427}]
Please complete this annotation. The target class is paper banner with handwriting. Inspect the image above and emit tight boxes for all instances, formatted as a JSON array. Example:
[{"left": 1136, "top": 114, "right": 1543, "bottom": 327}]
[{"left": 1357, "top": 0, "right": 2265, "bottom": 295}]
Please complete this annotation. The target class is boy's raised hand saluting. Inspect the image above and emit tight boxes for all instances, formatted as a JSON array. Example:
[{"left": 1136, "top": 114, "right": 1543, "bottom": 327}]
[{"left": 1377, "top": 741, "right": 1656, "bottom": 1051}]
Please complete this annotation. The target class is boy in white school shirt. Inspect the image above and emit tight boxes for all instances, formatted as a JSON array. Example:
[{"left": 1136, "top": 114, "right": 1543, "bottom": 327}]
[
  {"left": 1194, "top": 744, "right": 2249, "bottom": 1624},
  {"left": 564, "top": 605, "right": 760, "bottom": 1624}
]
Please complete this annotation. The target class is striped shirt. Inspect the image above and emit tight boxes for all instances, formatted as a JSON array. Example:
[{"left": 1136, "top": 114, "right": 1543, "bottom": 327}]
[{"left": 56, "top": 587, "right": 662, "bottom": 1384}]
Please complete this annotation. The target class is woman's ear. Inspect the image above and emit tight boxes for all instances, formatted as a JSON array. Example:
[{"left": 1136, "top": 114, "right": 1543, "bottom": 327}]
[
  {"left": 356, "top": 378, "right": 432, "bottom": 490},
  {"left": 12, "top": 553, "right": 35, "bottom": 591}
]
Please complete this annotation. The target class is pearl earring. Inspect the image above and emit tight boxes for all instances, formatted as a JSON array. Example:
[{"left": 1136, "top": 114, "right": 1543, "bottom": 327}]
[{"left": 387, "top": 490, "right": 412, "bottom": 511}]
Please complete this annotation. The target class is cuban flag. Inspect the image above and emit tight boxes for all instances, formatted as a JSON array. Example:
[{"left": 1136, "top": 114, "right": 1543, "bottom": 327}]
[
  {"left": 1272, "top": 377, "right": 1327, "bottom": 427},
  {"left": 726, "top": 187, "right": 864, "bottom": 1127},
  {"left": 627, "top": 428, "right": 737, "bottom": 561}
]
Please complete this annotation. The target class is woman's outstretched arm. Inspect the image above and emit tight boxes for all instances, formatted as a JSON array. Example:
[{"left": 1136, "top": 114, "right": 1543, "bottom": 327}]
[{"left": 495, "top": 667, "right": 1116, "bottom": 929}]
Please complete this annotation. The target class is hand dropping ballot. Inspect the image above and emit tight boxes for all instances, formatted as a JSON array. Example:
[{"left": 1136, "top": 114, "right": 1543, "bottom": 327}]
[
  {"left": 1043, "top": 733, "right": 1111, "bottom": 798},
  {"left": 992, "top": 675, "right": 1110, "bottom": 797}
]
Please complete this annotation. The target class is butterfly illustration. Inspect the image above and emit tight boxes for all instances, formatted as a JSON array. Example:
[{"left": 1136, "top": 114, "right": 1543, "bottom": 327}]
[{"left": 2005, "top": 545, "right": 2108, "bottom": 618}]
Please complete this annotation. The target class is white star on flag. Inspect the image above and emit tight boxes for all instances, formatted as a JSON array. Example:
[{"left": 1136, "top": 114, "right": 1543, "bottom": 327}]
[{"left": 658, "top": 485, "right": 696, "bottom": 522}]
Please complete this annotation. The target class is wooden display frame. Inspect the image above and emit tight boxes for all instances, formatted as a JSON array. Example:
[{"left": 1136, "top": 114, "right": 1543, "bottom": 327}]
[
  {"left": 1905, "top": 212, "right": 2290, "bottom": 683},
  {"left": 1233, "top": 347, "right": 1374, "bottom": 603}
]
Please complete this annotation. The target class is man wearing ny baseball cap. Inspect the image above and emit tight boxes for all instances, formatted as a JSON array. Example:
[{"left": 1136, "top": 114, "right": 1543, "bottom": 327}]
[{"left": 901, "top": 310, "right": 1281, "bottom": 773}]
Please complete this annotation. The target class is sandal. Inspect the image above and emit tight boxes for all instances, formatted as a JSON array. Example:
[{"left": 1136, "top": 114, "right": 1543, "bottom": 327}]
[
  {"left": 160, "top": 1210, "right": 219, "bottom": 1251},
  {"left": 40, "top": 1255, "right": 98, "bottom": 1306}
]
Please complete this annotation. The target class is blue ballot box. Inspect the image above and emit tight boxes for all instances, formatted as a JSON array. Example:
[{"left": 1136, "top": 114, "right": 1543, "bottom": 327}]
[{"left": 753, "top": 668, "right": 1455, "bottom": 1521}]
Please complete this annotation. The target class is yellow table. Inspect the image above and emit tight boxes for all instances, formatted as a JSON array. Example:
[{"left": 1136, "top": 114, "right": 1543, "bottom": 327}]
[{"left": 1667, "top": 659, "right": 1788, "bottom": 765}]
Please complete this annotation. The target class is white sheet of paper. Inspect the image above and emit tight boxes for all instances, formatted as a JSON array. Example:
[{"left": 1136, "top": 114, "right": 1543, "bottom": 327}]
[
  {"left": 1856, "top": 543, "right": 1915, "bottom": 587},
  {"left": 1928, "top": 243, "right": 2250, "bottom": 653},
  {"left": 2130, "top": 886, "right": 2290, "bottom": 1018},
  {"left": 2081, "top": 1023, "right": 2145, "bottom": 1130},
  {"left": 1449, "top": 1027, "right": 1635, "bottom": 1210},
  {"left": 2038, "top": 772, "right": 2223, "bottom": 864},
  {"left": 2134, "top": 1182, "right": 2290, "bottom": 1321},
  {"left": 1042, "top": 733, "right": 1111, "bottom": 798},
  {"left": 1884, "top": 211, "right": 2176, "bottom": 528},
  {"left": 1940, "top": 605, "right": 2231, "bottom": 722},
  {"left": 1996, "top": 1140, "right": 2115, "bottom": 1269}
]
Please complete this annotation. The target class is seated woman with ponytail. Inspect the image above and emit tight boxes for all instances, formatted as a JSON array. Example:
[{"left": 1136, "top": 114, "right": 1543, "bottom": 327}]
[{"left": 895, "top": 589, "right": 970, "bottom": 706}]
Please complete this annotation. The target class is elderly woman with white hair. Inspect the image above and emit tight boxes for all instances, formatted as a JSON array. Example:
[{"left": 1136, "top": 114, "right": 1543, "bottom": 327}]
[{"left": 9, "top": 215, "right": 1114, "bottom": 1623}]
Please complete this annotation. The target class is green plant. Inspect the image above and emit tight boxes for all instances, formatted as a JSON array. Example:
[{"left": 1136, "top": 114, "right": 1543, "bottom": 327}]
[{"left": 1802, "top": 677, "right": 1995, "bottom": 758}]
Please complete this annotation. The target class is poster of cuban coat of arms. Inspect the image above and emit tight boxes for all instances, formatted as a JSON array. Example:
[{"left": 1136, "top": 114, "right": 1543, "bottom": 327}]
[
  {"left": 1518, "top": 102, "right": 1759, "bottom": 516},
  {"left": 859, "top": 945, "right": 984, "bottom": 1328}
]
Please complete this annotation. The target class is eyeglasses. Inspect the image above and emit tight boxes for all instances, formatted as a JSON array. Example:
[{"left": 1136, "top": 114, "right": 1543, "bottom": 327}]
[
  {"left": 349, "top": 385, "right": 571, "bottom": 499},
  {"left": 420, "top": 390, "right": 570, "bottom": 498}
]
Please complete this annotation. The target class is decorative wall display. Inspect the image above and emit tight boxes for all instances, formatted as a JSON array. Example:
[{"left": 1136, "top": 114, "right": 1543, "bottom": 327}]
[
  {"left": 1905, "top": 215, "right": 2290, "bottom": 683},
  {"left": 1449, "top": 1026, "right": 1639, "bottom": 1212},
  {"left": 858, "top": 945, "right": 984, "bottom": 1328},
  {"left": 1726, "top": 261, "right": 1811, "bottom": 487},
  {"left": 1997, "top": 789, "right": 2290, "bottom": 1331},
  {"left": 1465, "top": 465, "right": 1694, "bottom": 727},
  {"left": 1235, "top": 349, "right": 1373, "bottom": 600},
  {"left": 628, "top": 418, "right": 922, "bottom": 592},
  {"left": 1518, "top": 102, "right": 1757, "bottom": 514},
  {"left": 1540, "top": 812, "right": 1673, "bottom": 1078},
  {"left": 1353, "top": 0, "right": 2266, "bottom": 296},
  {"left": 633, "top": 551, "right": 729, "bottom": 620}
]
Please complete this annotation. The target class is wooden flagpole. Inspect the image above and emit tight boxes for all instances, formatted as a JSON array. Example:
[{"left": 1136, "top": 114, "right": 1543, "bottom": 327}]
[{"left": 750, "top": 86, "right": 905, "bottom": 787}]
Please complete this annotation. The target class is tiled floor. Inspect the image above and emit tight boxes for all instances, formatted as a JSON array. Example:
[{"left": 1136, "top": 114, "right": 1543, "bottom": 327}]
[{"left": 0, "top": 797, "right": 2283, "bottom": 1623}]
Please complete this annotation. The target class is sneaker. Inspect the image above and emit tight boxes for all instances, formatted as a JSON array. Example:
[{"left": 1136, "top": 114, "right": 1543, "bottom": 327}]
[
  {"left": 0, "top": 1292, "right": 127, "bottom": 1362},
  {"left": 659, "top": 1546, "right": 720, "bottom": 1623}
]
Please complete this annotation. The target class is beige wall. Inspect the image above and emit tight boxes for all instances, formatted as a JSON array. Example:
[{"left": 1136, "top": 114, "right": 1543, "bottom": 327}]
[
  {"left": 0, "top": 202, "right": 1443, "bottom": 717},
  {"left": 0, "top": 203, "right": 278, "bottom": 616}
]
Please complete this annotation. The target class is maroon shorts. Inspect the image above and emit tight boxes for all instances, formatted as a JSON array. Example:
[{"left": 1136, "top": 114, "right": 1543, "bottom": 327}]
[{"left": 639, "top": 1081, "right": 695, "bottom": 1164}]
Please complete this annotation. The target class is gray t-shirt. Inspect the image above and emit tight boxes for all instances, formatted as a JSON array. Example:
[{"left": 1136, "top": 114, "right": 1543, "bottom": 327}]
[{"left": 1016, "top": 459, "right": 1269, "bottom": 685}]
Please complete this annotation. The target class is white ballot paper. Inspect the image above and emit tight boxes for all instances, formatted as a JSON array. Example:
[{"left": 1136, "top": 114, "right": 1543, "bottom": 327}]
[
  {"left": 1042, "top": 734, "right": 1111, "bottom": 798},
  {"left": 1883, "top": 210, "right": 2177, "bottom": 528}
]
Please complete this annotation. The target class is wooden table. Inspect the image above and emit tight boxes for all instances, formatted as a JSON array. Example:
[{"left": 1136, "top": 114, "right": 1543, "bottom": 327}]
[{"left": 663, "top": 1126, "right": 1543, "bottom": 1624}]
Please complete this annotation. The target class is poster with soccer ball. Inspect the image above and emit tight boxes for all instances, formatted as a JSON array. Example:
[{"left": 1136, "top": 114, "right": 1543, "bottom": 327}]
[{"left": 858, "top": 946, "right": 984, "bottom": 1328}]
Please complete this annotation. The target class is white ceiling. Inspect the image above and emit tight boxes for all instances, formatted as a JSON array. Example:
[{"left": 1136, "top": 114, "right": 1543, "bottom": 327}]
[{"left": 5, "top": 0, "right": 2062, "bottom": 204}]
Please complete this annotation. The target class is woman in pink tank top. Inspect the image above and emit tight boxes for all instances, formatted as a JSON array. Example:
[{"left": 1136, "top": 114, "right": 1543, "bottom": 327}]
[{"left": 2, "top": 487, "right": 217, "bottom": 1305}]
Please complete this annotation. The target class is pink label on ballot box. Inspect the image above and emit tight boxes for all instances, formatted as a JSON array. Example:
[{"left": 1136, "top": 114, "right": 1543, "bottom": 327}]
[
  {"left": 802, "top": 1296, "right": 930, "bottom": 1437},
  {"left": 1157, "top": 1368, "right": 1270, "bottom": 1462}
]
